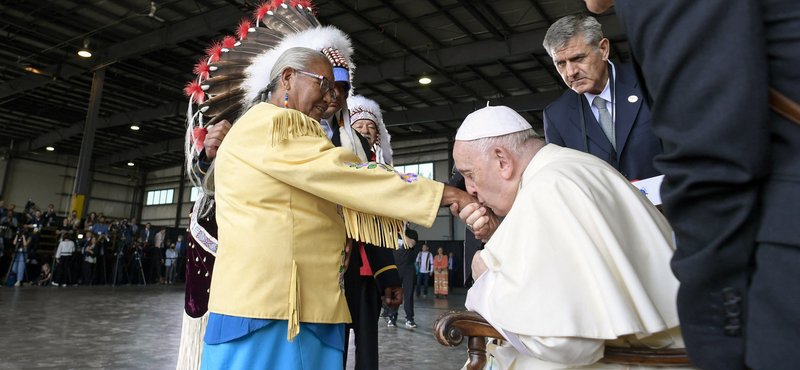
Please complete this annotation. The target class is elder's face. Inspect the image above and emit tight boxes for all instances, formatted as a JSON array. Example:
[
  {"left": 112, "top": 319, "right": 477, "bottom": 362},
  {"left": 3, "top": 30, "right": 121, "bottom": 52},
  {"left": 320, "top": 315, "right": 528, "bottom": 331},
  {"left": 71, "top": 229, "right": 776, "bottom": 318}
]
[
  {"left": 323, "top": 81, "right": 348, "bottom": 120},
  {"left": 288, "top": 58, "right": 334, "bottom": 122},
  {"left": 351, "top": 119, "right": 378, "bottom": 146}
]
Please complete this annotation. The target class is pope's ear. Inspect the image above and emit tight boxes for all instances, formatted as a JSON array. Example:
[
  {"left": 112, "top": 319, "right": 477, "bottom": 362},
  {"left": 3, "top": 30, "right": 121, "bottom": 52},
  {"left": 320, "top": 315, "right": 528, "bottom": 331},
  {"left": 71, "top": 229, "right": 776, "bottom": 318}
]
[{"left": 493, "top": 147, "right": 514, "bottom": 180}]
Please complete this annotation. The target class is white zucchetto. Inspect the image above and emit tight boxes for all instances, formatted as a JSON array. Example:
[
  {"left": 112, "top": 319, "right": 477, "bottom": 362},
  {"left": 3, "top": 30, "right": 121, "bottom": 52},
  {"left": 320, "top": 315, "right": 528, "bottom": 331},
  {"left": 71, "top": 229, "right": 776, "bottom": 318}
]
[{"left": 455, "top": 105, "right": 532, "bottom": 141}]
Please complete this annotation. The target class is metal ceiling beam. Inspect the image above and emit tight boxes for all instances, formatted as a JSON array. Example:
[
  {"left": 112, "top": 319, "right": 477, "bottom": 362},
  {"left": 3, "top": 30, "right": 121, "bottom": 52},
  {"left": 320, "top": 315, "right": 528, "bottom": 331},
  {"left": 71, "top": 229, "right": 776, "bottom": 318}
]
[
  {"left": 425, "top": 0, "right": 477, "bottom": 41},
  {"left": 95, "top": 138, "right": 183, "bottom": 167},
  {"left": 330, "top": 0, "right": 484, "bottom": 101},
  {"left": 465, "top": 65, "right": 509, "bottom": 97},
  {"left": 0, "top": 5, "right": 246, "bottom": 100},
  {"left": 374, "top": 0, "right": 444, "bottom": 48},
  {"left": 456, "top": 0, "right": 505, "bottom": 41},
  {"left": 383, "top": 90, "right": 561, "bottom": 126},
  {"left": 354, "top": 14, "right": 624, "bottom": 86},
  {"left": 13, "top": 100, "right": 187, "bottom": 155},
  {"left": 497, "top": 60, "right": 538, "bottom": 93}
]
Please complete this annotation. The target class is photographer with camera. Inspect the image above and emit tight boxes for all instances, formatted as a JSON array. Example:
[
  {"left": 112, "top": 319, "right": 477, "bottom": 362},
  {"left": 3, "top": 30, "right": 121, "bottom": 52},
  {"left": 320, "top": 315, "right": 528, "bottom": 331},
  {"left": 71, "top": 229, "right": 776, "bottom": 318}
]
[
  {"left": 81, "top": 235, "right": 99, "bottom": 286},
  {"left": 24, "top": 209, "right": 44, "bottom": 264},
  {"left": 129, "top": 237, "right": 146, "bottom": 285},
  {"left": 6, "top": 228, "right": 30, "bottom": 286}
]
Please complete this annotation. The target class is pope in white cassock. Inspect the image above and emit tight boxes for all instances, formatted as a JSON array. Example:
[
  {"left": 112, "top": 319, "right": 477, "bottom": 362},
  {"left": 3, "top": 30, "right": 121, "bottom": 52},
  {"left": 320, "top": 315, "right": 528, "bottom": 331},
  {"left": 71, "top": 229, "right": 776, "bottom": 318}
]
[{"left": 450, "top": 106, "right": 697, "bottom": 370}]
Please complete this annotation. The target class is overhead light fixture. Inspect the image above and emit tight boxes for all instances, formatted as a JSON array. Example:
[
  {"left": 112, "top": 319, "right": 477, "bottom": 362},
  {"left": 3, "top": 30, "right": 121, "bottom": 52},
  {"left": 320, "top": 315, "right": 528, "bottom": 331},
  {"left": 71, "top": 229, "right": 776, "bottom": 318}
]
[
  {"left": 127, "top": 162, "right": 135, "bottom": 167},
  {"left": 46, "top": 146, "right": 55, "bottom": 151},
  {"left": 130, "top": 125, "right": 140, "bottom": 130},
  {"left": 78, "top": 39, "right": 92, "bottom": 58},
  {"left": 419, "top": 77, "right": 432, "bottom": 85}
]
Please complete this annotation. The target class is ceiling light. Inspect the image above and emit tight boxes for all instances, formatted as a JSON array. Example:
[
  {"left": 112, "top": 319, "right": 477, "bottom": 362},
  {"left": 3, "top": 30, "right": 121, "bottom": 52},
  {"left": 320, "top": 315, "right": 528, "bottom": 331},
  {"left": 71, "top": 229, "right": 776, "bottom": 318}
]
[
  {"left": 130, "top": 125, "right": 140, "bottom": 130},
  {"left": 419, "top": 77, "right": 432, "bottom": 85},
  {"left": 46, "top": 146, "right": 54, "bottom": 151},
  {"left": 78, "top": 39, "right": 92, "bottom": 58},
  {"left": 127, "top": 162, "right": 135, "bottom": 167}
]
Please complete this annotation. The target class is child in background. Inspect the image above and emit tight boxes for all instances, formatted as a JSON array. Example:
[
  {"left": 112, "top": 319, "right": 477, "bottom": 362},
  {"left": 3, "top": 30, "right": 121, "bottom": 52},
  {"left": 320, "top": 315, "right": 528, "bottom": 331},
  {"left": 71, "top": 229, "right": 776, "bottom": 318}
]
[
  {"left": 29, "top": 263, "right": 52, "bottom": 286},
  {"left": 165, "top": 243, "right": 178, "bottom": 284}
]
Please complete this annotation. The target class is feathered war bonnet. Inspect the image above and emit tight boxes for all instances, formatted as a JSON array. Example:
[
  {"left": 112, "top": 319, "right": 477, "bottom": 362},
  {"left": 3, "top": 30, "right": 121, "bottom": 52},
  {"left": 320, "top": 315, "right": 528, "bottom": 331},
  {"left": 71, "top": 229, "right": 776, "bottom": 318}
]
[{"left": 347, "top": 95, "right": 393, "bottom": 165}]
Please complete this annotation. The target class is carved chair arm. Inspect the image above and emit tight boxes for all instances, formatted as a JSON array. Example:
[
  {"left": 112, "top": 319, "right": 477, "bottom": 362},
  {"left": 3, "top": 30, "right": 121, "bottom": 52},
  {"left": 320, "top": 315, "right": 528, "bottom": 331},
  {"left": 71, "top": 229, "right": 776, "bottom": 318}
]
[{"left": 434, "top": 310, "right": 691, "bottom": 370}]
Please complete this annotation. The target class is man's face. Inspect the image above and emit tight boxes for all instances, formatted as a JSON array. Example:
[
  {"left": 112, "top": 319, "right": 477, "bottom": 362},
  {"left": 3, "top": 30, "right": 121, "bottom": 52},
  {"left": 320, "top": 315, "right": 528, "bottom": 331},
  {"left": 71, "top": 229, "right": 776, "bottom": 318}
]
[
  {"left": 99, "top": 217, "right": 105, "bottom": 223},
  {"left": 132, "top": 219, "right": 137, "bottom": 224},
  {"left": 48, "top": 205, "right": 54, "bottom": 211},
  {"left": 422, "top": 245, "right": 428, "bottom": 252},
  {"left": 323, "top": 81, "right": 348, "bottom": 120},
  {"left": 584, "top": 0, "right": 614, "bottom": 13},
  {"left": 35, "top": 210, "right": 41, "bottom": 217},
  {"left": 351, "top": 119, "right": 378, "bottom": 146},
  {"left": 453, "top": 141, "right": 517, "bottom": 216},
  {"left": 145, "top": 223, "right": 150, "bottom": 229},
  {"left": 551, "top": 34, "right": 610, "bottom": 95}
]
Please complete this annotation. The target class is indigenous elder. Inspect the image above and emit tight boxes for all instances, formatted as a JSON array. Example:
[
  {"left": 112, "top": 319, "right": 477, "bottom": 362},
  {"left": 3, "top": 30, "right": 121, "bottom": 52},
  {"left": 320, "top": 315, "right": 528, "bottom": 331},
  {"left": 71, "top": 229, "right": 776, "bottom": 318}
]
[
  {"left": 584, "top": 1, "right": 800, "bottom": 369},
  {"left": 433, "top": 246, "right": 449, "bottom": 298},
  {"left": 453, "top": 106, "right": 693, "bottom": 370},
  {"left": 202, "top": 47, "right": 471, "bottom": 370}
]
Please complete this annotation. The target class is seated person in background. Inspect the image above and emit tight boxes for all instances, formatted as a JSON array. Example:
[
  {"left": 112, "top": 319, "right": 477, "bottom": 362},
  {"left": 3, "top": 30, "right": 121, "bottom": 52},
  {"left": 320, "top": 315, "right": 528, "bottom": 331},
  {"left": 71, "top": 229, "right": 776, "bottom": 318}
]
[
  {"left": 29, "top": 263, "right": 52, "bottom": 286},
  {"left": 451, "top": 106, "right": 691, "bottom": 370}
]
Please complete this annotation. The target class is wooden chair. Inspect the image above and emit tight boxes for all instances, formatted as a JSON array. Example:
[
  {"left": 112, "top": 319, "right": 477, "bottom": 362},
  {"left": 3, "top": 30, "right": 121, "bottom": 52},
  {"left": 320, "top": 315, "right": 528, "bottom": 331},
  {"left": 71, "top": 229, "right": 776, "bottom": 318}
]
[{"left": 434, "top": 310, "right": 691, "bottom": 369}]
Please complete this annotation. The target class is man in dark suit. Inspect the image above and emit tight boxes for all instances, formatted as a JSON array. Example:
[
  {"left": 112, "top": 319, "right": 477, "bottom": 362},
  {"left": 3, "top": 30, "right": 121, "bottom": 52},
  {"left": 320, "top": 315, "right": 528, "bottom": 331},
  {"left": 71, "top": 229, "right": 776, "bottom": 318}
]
[
  {"left": 542, "top": 14, "right": 661, "bottom": 181},
  {"left": 138, "top": 222, "right": 154, "bottom": 247},
  {"left": 584, "top": 1, "right": 800, "bottom": 369}
]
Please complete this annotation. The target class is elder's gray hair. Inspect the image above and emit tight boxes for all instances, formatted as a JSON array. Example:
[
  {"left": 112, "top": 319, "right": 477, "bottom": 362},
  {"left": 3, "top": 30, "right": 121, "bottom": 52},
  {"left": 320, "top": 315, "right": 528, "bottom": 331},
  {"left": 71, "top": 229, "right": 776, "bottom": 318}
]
[
  {"left": 542, "top": 14, "right": 604, "bottom": 58},
  {"left": 250, "top": 47, "right": 330, "bottom": 107}
]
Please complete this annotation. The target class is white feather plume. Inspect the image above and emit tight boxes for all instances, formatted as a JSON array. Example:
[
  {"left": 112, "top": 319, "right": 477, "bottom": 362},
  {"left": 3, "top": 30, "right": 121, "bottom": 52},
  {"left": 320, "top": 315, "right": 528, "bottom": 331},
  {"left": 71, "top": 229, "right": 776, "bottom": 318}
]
[
  {"left": 347, "top": 94, "right": 392, "bottom": 164},
  {"left": 242, "top": 25, "right": 356, "bottom": 106}
]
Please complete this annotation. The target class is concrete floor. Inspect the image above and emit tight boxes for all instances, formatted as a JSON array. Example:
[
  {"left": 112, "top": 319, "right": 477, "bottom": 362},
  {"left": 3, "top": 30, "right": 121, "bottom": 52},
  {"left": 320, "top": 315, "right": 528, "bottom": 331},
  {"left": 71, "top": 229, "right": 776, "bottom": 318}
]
[{"left": 0, "top": 284, "right": 470, "bottom": 369}]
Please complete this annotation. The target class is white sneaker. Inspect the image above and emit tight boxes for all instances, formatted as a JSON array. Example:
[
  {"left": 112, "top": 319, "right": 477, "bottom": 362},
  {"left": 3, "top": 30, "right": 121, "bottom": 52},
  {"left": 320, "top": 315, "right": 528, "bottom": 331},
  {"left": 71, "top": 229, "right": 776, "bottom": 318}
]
[{"left": 51, "top": 282, "right": 59, "bottom": 286}]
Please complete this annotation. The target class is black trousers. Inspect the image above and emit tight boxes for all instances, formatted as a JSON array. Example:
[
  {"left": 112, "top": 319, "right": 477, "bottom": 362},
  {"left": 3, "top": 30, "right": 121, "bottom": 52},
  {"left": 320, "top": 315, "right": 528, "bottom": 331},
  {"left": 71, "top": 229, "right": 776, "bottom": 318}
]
[
  {"left": 54, "top": 257, "right": 73, "bottom": 285},
  {"left": 82, "top": 261, "right": 95, "bottom": 285},
  {"left": 343, "top": 275, "right": 381, "bottom": 370},
  {"left": 388, "top": 265, "right": 415, "bottom": 320}
]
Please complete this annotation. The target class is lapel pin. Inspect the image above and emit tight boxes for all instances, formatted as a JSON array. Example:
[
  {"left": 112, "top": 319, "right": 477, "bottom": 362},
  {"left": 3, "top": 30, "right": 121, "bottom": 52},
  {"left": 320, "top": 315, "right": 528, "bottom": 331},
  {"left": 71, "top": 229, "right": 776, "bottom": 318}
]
[{"left": 628, "top": 95, "right": 639, "bottom": 103}]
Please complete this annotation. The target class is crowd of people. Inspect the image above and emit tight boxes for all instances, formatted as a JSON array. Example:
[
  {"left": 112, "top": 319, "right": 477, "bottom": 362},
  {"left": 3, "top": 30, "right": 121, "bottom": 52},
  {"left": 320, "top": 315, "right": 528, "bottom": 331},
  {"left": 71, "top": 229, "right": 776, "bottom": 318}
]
[{"left": 0, "top": 200, "right": 185, "bottom": 288}]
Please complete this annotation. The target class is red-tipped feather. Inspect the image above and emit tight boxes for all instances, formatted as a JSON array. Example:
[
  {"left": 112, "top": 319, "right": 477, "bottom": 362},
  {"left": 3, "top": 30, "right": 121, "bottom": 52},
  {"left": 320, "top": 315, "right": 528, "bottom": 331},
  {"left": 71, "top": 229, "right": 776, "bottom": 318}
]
[
  {"left": 193, "top": 59, "right": 210, "bottom": 80},
  {"left": 184, "top": 81, "right": 206, "bottom": 104},
  {"left": 271, "top": 0, "right": 285, "bottom": 9},
  {"left": 205, "top": 40, "right": 223, "bottom": 63},
  {"left": 237, "top": 18, "right": 252, "bottom": 40},
  {"left": 222, "top": 35, "right": 237, "bottom": 49},
  {"left": 255, "top": 1, "right": 272, "bottom": 20},
  {"left": 192, "top": 127, "right": 208, "bottom": 151}
]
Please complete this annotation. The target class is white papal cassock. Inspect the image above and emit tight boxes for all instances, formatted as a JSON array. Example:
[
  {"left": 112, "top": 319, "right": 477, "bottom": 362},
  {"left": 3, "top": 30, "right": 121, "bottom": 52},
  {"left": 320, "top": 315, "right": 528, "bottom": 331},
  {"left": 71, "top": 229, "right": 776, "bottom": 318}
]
[{"left": 465, "top": 144, "right": 696, "bottom": 370}]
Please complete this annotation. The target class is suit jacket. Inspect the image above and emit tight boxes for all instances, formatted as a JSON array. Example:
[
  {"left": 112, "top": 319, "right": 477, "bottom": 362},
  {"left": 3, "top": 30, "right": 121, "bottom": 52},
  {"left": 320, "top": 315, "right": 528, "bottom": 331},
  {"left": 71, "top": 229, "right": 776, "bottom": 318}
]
[
  {"left": 543, "top": 63, "right": 661, "bottom": 181},
  {"left": 139, "top": 228, "right": 155, "bottom": 246},
  {"left": 614, "top": 1, "right": 800, "bottom": 369}
]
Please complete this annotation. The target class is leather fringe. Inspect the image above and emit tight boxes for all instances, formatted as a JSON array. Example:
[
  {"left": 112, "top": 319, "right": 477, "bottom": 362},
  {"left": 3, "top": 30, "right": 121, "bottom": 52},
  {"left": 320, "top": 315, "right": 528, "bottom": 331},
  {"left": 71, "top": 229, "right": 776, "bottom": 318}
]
[
  {"left": 341, "top": 207, "right": 408, "bottom": 250},
  {"left": 270, "top": 110, "right": 328, "bottom": 147},
  {"left": 287, "top": 260, "right": 300, "bottom": 342},
  {"left": 176, "top": 311, "right": 210, "bottom": 370}
]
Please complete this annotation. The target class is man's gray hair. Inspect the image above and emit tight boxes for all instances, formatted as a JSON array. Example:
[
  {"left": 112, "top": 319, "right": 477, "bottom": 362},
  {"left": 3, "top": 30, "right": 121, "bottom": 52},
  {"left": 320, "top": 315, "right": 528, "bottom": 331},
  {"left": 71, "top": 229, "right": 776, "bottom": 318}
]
[
  {"left": 471, "top": 129, "right": 541, "bottom": 160},
  {"left": 542, "top": 14, "right": 604, "bottom": 58}
]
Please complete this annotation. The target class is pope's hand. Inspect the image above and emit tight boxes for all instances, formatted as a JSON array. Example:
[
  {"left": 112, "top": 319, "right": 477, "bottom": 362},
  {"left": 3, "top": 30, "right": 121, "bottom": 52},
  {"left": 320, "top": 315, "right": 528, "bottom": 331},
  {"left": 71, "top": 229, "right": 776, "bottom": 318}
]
[
  {"left": 471, "top": 250, "right": 488, "bottom": 281},
  {"left": 383, "top": 286, "right": 403, "bottom": 308},
  {"left": 204, "top": 120, "right": 232, "bottom": 160},
  {"left": 450, "top": 203, "right": 500, "bottom": 242}
]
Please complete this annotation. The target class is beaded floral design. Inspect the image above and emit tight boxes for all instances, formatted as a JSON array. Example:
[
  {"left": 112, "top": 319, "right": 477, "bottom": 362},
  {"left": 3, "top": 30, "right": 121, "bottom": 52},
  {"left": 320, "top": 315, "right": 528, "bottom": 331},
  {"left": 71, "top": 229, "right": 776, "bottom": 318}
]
[{"left": 344, "top": 162, "right": 418, "bottom": 183}]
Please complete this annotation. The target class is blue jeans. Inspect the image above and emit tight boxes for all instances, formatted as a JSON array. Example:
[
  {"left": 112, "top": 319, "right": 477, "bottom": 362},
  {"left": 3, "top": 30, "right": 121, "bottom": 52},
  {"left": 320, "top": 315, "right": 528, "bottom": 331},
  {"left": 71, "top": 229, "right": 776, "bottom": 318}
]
[{"left": 415, "top": 272, "right": 430, "bottom": 295}]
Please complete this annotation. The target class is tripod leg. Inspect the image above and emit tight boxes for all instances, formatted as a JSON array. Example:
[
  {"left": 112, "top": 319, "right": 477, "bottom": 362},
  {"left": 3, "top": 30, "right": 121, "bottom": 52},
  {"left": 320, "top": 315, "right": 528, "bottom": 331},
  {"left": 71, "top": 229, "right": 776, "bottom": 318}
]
[{"left": 138, "top": 258, "right": 146, "bottom": 286}]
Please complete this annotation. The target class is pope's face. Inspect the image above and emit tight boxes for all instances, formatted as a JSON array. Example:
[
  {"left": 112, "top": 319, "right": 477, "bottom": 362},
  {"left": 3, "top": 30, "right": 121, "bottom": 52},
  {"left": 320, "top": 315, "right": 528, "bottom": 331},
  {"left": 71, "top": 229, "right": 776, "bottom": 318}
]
[
  {"left": 551, "top": 35, "right": 610, "bottom": 95},
  {"left": 453, "top": 141, "right": 516, "bottom": 216}
]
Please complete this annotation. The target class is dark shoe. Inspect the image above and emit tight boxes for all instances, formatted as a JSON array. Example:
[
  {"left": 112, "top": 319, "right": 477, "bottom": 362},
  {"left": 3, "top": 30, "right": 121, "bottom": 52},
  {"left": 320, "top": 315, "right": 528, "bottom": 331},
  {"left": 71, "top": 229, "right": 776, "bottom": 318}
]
[
  {"left": 405, "top": 319, "right": 417, "bottom": 328},
  {"left": 387, "top": 317, "right": 396, "bottom": 327}
]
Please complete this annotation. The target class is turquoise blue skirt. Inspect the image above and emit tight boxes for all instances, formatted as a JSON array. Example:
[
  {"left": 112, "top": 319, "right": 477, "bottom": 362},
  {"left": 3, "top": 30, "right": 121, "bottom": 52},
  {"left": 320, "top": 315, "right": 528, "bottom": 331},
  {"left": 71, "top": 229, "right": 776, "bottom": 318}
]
[{"left": 200, "top": 320, "right": 344, "bottom": 370}]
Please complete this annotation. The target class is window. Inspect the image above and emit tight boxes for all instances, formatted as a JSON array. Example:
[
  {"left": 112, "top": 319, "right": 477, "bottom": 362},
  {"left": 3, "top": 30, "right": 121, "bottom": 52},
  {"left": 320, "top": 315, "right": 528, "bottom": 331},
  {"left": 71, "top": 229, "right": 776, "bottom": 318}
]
[
  {"left": 146, "top": 189, "right": 174, "bottom": 205},
  {"left": 190, "top": 186, "right": 203, "bottom": 202},
  {"left": 394, "top": 162, "right": 434, "bottom": 180}
]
